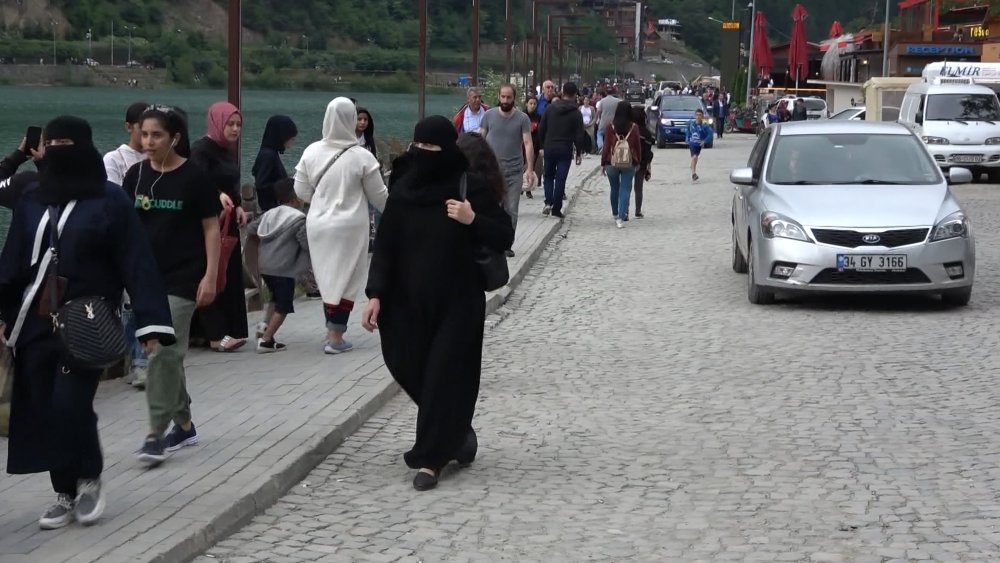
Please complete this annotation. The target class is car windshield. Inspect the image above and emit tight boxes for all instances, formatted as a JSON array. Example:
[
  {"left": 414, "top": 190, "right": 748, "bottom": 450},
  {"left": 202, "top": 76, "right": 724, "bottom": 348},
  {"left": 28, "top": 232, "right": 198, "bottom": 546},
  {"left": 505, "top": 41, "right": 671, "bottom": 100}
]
[
  {"left": 659, "top": 97, "right": 705, "bottom": 111},
  {"left": 767, "top": 134, "right": 942, "bottom": 185},
  {"left": 925, "top": 93, "right": 1000, "bottom": 121},
  {"left": 830, "top": 109, "right": 860, "bottom": 119},
  {"left": 803, "top": 99, "right": 827, "bottom": 111}
]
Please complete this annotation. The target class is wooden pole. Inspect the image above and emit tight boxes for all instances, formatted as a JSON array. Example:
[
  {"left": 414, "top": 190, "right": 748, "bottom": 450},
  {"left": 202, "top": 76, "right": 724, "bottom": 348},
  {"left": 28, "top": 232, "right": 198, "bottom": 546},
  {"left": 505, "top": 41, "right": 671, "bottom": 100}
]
[
  {"left": 505, "top": 0, "right": 513, "bottom": 83},
  {"left": 418, "top": 0, "right": 427, "bottom": 120},
  {"left": 472, "top": 0, "right": 480, "bottom": 86},
  {"left": 227, "top": 0, "right": 242, "bottom": 157}
]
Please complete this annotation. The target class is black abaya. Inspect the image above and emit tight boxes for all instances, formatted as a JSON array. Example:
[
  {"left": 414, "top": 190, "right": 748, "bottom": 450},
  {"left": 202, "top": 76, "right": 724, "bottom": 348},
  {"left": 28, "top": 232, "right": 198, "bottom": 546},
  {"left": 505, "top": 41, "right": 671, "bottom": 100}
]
[{"left": 366, "top": 153, "right": 514, "bottom": 470}]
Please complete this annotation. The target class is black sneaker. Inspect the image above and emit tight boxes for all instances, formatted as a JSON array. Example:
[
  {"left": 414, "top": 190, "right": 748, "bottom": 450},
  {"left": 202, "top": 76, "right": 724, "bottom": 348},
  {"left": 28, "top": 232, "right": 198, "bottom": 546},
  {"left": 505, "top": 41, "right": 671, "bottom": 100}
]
[
  {"left": 75, "top": 479, "right": 105, "bottom": 526},
  {"left": 164, "top": 423, "right": 199, "bottom": 452},
  {"left": 256, "top": 338, "right": 287, "bottom": 354},
  {"left": 636, "top": 212, "right": 644, "bottom": 219},
  {"left": 306, "top": 291, "right": 322, "bottom": 300},
  {"left": 525, "top": 191, "right": 533, "bottom": 199},
  {"left": 137, "top": 435, "right": 166, "bottom": 467},
  {"left": 504, "top": 249, "right": 515, "bottom": 258},
  {"left": 551, "top": 210, "right": 565, "bottom": 218},
  {"left": 39, "top": 494, "right": 75, "bottom": 530}
]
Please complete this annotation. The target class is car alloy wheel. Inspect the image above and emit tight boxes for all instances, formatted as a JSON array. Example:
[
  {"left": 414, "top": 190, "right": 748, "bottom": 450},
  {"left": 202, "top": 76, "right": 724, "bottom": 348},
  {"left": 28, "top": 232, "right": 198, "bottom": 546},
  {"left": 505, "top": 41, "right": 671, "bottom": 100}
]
[
  {"left": 746, "top": 236, "right": 775, "bottom": 305},
  {"left": 732, "top": 222, "right": 747, "bottom": 273}
]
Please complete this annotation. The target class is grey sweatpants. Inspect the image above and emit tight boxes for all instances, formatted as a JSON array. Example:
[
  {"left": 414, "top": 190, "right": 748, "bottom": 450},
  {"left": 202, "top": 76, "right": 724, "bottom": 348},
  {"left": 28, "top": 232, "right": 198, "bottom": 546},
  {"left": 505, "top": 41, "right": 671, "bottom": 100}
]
[{"left": 501, "top": 161, "right": 523, "bottom": 239}]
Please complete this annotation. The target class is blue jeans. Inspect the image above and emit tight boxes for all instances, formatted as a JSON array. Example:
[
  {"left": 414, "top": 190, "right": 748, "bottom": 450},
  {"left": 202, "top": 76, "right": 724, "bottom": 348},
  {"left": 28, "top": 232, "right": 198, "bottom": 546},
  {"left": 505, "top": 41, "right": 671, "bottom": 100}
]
[
  {"left": 607, "top": 166, "right": 636, "bottom": 220},
  {"left": 543, "top": 144, "right": 573, "bottom": 213},
  {"left": 122, "top": 306, "right": 148, "bottom": 369},
  {"left": 596, "top": 127, "right": 605, "bottom": 152}
]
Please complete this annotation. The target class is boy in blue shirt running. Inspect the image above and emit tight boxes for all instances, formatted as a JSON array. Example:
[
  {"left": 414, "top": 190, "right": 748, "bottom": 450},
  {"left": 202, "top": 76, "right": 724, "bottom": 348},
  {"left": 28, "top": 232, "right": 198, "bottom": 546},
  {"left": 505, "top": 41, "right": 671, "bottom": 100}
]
[{"left": 686, "top": 109, "right": 712, "bottom": 181}]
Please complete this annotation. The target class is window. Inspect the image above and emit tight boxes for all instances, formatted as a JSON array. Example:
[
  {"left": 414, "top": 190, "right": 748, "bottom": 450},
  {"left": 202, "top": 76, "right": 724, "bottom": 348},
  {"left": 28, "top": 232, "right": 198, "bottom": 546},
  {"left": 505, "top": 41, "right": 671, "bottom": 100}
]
[
  {"left": 925, "top": 93, "right": 1000, "bottom": 121},
  {"left": 766, "top": 134, "right": 942, "bottom": 185},
  {"left": 748, "top": 128, "right": 772, "bottom": 179}
]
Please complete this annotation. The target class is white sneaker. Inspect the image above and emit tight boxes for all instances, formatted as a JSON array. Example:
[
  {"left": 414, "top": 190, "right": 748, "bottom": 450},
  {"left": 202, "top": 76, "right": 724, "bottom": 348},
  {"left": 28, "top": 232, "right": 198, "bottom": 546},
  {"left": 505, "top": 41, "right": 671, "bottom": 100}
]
[
  {"left": 74, "top": 479, "right": 105, "bottom": 526},
  {"left": 616, "top": 219, "right": 624, "bottom": 229},
  {"left": 131, "top": 366, "right": 147, "bottom": 389},
  {"left": 255, "top": 321, "right": 267, "bottom": 339}
]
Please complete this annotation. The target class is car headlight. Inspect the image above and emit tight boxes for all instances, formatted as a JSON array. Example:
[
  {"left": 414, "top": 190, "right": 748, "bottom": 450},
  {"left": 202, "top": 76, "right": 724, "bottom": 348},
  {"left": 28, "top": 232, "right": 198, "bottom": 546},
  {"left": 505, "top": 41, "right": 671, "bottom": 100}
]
[
  {"left": 660, "top": 118, "right": 670, "bottom": 125},
  {"left": 922, "top": 136, "right": 950, "bottom": 145},
  {"left": 930, "top": 211, "right": 970, "bottom": 241},
  {"left": 761, "top": 211, "right": 810, "bottom": 242},
  {"left": 986, "top": 137, "right": 1000, "bottom": 145}
]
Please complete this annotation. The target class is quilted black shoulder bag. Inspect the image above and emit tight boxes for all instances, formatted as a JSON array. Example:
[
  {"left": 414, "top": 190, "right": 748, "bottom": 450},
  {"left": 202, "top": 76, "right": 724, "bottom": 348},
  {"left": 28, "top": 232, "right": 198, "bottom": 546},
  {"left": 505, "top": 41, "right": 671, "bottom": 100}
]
[
  {"left": 458, "top": 174, "right": 510, "bottom": 292},
  {"left": 45, "top": 205, "right": 127, "bottom": 370}
]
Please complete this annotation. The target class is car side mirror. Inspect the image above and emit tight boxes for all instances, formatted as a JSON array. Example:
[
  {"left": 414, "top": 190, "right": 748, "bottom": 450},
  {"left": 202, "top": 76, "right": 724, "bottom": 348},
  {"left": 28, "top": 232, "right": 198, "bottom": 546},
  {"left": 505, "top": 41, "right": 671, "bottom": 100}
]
[
  {"left": 947, "top": 167, "right": 973, "bottom": 185},
  {"left": 730, "top": 167, "right": 755, "bottom": 186},
  {"left": 915, "top": 111, "right": 923, "bottom": 124}
]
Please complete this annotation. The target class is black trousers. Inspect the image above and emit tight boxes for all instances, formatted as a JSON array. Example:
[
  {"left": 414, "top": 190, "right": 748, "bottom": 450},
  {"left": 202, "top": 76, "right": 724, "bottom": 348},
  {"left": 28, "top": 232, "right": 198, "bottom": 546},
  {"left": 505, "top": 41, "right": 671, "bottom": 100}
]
[
  {"left": 8, "top": 336, "right": 103, "bottom": 497},
  {"left": 632, "top": 163, "right": 647, "bottom": 214}
]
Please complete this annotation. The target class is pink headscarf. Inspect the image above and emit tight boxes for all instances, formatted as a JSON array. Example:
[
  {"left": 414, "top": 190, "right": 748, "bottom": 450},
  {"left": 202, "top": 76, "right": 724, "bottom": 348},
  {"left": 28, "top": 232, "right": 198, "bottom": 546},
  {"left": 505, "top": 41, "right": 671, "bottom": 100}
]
[{"left": 206, "top": 101, "right": 241, "bottom": 150}]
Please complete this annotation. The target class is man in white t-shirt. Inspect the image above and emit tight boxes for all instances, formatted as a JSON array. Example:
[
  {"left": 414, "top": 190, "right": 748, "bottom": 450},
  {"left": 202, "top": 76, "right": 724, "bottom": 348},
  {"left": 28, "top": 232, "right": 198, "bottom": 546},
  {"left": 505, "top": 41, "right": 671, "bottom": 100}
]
[
  {"left": 453, "top": 87, "right": 489, "bottom": 133},
  {"left": 104, "top": 101, "right": 149, "bottom": 186}
]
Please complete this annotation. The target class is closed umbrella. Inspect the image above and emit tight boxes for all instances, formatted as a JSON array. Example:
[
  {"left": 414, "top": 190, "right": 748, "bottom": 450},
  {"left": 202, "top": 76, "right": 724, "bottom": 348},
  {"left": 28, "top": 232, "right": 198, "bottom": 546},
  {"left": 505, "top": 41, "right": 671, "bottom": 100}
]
[
  {"left": 829, "top": 21, "right": 844, "bottom": 39},
  {"left": 788, "top": 4, "right": 810, "bottom": 92},
  {"left": 753, "top": 11, "right": 773, "bottom": 79}
]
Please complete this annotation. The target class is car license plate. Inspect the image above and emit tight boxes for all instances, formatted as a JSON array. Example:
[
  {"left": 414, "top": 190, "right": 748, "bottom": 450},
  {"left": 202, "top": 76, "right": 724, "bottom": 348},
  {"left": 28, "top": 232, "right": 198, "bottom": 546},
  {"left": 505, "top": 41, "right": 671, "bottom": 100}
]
[
  {"left": 837, "top": 254, "right": 907, "bottom": 272},
  {"left": 952, "top": 154, "right": 983, "bottom": 163}
]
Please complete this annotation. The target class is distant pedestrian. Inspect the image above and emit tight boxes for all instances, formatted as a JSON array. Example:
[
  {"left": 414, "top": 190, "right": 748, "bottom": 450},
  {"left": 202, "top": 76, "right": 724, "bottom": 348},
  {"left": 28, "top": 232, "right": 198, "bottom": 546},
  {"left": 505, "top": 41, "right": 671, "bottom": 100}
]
[
  {"left": 479, "top": 83, "right": 533, "bottom": 257},
  {"left": 356, "top": 106, "right": 383, "bottom": 253},
  {"left": 713, "top": 95, "right": 727, "bottom": 139},
  {"left": 251, "top": 115, "right": 298, "bottom": 212},
  {"left": 537, "top": 80, "right": 556, "bottom": 114},
  {"left": 629, "top": 105, "right": 654, "bottom": 219},
  {"left": 791, "top": 98, "right": 808, "bottom": 121},
  {"left": 190, "top": 101, "right": 249, "bottom": 352},
  {"left": 538, "top": 82, "right": 586, "bottom": 219},
  {"left": 686, "top": 109, "right": 712, "bottom": 181},
  {"left": 522, "top": 95, "right": 543, "bottom": 195},
  {"left": 294, "top": 97, "right": 388, "bottom": 355},
  {"left": 123, "top": 105, "right": 222, "bottom": 467},
  {"left": 600, "top": 101, "right": 641, "bottom": 229},
  {"left": 361, "top": 120, "right": 514, "bottom": 491},
  {"left": 452, "top": 87, "right": 489, "bottom": 133},
  {"left": 246, "top": 178, "right": 310, "bottom": 353},
  {"left": 594, "top": 88, "right": 621, "bottom": 152},
  {"left": 579, "top": 96, "right": 597, "bottom": 154},
  {"left": 1, "top": 115, "right": 174, "bottom": 529}
]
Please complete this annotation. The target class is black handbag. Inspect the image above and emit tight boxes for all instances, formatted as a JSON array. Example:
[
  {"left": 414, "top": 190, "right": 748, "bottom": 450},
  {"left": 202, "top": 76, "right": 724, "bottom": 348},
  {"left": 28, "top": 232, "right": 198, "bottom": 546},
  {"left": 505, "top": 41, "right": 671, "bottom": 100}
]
[
  {"left": 458, "top": 174, "right": 510, "bottom": 292},
  {"left": 44, "top": 206, "right": 127, "bottom": 370}
]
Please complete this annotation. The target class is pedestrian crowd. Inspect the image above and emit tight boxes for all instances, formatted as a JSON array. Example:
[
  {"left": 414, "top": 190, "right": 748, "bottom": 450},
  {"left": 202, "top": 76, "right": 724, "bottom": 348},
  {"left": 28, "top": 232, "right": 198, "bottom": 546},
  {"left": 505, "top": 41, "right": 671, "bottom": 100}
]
[{"left": 0, "top": 75, "right": 709, "bottom": 528}]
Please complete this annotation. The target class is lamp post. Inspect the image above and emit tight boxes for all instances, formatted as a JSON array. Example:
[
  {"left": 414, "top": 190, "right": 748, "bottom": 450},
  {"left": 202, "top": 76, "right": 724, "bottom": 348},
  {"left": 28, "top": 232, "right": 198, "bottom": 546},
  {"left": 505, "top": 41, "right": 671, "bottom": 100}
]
[
  {"left": 472, "top": 0, "right": 479, "bottom": 86},
  {"left": 505, "top": 0, "right": 513, "bottom": 83},
  {"left": 882, "top": 0, "right": 890, "bottom": 77},
  {"left": 745, "top": 0, "right": 755, "bottom": 106},
  {"left": 51, "top": 21, "right": 57, "bottom": 65},
  {"left": 87, "top": 28, "right": 92, "bottom": 61},
  {"left": 418, "top": 0, "right": 427, "bottom": 119},
  {"left": 226, "top": 0, "right": 241, "bottom": 125},
  {"left": 530, "top": 1, "right": 576, "bottom": 90},
  {"left": 123, "top": 25, "right": 135, "bottom": 65}
]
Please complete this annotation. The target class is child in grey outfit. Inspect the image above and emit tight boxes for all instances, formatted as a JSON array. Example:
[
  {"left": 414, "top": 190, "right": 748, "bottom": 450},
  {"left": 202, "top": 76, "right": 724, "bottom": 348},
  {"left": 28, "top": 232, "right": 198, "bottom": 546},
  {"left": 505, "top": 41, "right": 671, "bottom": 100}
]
[{"left": 246, "top": 178, "right": 310, "bottom": 352}]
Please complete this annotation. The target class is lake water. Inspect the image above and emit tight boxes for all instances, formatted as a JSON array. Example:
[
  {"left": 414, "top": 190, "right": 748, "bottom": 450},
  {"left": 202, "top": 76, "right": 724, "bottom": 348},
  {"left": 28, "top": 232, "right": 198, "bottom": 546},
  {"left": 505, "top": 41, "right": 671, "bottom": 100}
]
[{"left": 0, "top": 86, "right": 462, "bottom": 240}]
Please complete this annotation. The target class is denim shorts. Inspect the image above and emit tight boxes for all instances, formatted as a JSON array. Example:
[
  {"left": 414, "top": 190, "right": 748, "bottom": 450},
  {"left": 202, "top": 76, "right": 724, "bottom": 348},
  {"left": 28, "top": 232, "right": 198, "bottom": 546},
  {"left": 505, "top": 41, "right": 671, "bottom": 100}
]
[
  {"left": 689, "top": 143, "right": 703, "bottom": 156},
  {"left": 263, "top": 275, "right": 295, "bottom": 315}
]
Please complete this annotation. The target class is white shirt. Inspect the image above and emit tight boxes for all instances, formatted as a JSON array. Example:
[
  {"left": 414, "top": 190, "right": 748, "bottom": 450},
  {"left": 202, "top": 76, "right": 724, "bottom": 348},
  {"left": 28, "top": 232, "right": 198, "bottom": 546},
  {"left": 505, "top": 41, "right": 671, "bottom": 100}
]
[
  {"left": 103, "top": 144, "right": 146, "bottom": 186},
  {"left": 580, "top": 106, "right": 594, "bottom": 126},
  {"left": 462, "top": 106, "right": 486, "bottom": 132}
]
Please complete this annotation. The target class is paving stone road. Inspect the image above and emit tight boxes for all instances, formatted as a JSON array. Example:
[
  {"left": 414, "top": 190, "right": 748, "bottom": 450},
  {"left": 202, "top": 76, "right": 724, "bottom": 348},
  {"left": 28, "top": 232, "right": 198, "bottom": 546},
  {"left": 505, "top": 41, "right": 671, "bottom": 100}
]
[{"left": 197, "top": 135, "right": 1000, "bottom": 563}]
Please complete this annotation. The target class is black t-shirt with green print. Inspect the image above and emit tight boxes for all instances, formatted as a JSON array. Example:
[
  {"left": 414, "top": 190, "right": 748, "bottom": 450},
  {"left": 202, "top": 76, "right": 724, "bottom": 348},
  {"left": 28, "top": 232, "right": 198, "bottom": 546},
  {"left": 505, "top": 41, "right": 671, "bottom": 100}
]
[{"left": 122, "top": 159, "right": 222, "bottom": 300}]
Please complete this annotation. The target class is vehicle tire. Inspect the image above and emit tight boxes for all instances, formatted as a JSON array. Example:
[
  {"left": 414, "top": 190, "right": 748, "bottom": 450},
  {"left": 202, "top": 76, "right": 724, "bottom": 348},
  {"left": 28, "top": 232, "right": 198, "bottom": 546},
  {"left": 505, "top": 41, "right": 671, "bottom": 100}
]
[
  {"left": 656, "top": 137, "right": 666, "bottom": 149},
  {"left": 732, "top": 223, "right": 748, "bottom": 273},
  {"left": 988, "top": 169, "right": 1000, "bottom": 184},
  {"left": 941, "top": 287, "right": 972, "bottom": 307},
  {"left": 724, "top": 121, "right": 735, "bottom": 134},
  {"left": 746, "top": 236, "right": 775, "bottom": 305}
]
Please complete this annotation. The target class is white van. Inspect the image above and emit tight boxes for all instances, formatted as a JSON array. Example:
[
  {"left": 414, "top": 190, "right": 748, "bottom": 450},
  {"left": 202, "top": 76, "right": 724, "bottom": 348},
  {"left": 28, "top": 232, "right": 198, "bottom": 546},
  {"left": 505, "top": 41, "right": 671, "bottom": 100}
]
[{"left": 898, "top": 79, "right": 1000, "bottom": 182}]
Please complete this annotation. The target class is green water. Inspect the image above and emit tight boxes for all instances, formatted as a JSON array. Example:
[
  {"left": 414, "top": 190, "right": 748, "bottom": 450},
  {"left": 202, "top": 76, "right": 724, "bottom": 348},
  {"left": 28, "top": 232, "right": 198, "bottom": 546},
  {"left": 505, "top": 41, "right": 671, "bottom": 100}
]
[{"left": 0, "top": 86, "right": 461, "bottom": 239}]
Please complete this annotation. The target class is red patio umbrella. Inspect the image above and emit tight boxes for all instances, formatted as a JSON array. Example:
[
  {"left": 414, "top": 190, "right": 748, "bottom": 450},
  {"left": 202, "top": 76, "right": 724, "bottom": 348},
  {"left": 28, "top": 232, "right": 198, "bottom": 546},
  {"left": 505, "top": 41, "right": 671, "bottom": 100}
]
[
  {"left": 788, "top": 3, "right": 810, "bottom": 91},
  {"left": 829, "top": 20, "right": 844, "bottom": 38},
  {"left": 752, "top": 11, "right": 773, "bottom": 78}
]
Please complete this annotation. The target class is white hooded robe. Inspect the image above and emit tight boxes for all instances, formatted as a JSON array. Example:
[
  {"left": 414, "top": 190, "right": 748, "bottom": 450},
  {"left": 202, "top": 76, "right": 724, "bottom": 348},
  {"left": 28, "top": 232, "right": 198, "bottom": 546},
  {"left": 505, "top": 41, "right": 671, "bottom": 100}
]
[{"left": 294, "top": 97, "right": 388, "bottom": 306}]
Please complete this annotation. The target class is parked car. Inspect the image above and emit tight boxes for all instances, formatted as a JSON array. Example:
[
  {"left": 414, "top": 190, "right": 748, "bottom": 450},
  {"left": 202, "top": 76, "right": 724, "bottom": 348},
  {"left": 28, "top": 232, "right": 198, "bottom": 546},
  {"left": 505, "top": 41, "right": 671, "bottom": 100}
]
[
  {"left": 778, "top": 96, "right": 828, "bottom": 119},
  {"left": 730, "top": 120, "right": 975, "bottom": 306},
  {"left": 647, "top": 94, "right": 714, "bottom": 149}
]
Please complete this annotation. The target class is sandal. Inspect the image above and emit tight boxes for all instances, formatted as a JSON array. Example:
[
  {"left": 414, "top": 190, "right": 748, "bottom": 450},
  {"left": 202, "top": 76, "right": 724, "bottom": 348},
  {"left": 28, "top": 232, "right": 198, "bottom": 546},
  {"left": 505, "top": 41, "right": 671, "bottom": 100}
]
[{"left": 213, "top": 336, "right": 246, "bottom": 352}]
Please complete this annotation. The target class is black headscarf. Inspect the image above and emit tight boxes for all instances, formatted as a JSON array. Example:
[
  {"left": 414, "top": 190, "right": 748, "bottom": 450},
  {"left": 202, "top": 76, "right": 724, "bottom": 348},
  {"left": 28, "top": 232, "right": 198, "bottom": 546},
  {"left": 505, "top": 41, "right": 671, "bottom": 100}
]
[
  {"left": 38, "top": 116, "right": 107, "bottom": 205},
  {"left": 356, "top": 107, "right": 377, "bottom": 159},
  {"left": 388, "top": 115, "right": 469, "bottom": 204},
  {"left": 258, "top": 115, "right": 298, "bottom": 154}
]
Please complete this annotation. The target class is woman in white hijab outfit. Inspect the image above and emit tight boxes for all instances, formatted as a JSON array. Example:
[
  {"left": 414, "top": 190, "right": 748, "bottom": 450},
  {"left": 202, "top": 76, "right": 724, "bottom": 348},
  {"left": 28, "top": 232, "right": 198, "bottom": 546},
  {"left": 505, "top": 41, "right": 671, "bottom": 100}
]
[{"left": 294, "top": 97, "right": 388, "bottom": 354}]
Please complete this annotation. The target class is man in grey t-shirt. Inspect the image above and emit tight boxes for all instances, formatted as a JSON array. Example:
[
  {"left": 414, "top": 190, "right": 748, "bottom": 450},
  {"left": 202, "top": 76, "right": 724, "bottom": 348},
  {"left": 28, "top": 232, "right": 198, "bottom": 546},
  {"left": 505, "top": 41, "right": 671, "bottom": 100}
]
[
  {"left": 595, "top": 89, "right": 621, "bottom": 152},
  {"left": 479, "top": 83, "right": 534, "bottom": 257}
]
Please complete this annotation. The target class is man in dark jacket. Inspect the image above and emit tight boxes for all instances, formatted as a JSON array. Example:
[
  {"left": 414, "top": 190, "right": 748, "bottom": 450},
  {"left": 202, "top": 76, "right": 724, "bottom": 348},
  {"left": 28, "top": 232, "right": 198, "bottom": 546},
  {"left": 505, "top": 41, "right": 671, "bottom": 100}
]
[
  {"left": 791, "top": 99, "right": 808, "bottom": 121},
  {"left": 537, "top": 82, "right": 586, "bottom": 219}
]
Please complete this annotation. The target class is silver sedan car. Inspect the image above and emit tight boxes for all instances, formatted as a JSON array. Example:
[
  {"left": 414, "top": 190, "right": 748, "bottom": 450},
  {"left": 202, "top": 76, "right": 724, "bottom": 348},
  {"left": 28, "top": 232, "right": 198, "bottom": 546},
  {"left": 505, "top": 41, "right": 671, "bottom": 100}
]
[{"left": 731, "top": 121, "right": 976, "bottom": 306}]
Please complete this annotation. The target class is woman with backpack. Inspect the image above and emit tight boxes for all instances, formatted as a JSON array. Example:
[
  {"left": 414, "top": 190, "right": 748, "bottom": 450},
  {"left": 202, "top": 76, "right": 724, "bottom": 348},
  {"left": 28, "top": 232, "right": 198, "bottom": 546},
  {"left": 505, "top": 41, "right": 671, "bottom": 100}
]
[{"left": 600, "top": 101, "right": 641, "bottom": 229}]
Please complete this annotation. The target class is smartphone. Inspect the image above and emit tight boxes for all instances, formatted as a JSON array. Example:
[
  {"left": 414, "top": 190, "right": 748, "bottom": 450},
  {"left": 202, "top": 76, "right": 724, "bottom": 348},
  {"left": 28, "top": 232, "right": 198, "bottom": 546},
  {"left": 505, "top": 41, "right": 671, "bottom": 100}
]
[{"left": 25, "top": 126, "right": 42, "bottom": 154}]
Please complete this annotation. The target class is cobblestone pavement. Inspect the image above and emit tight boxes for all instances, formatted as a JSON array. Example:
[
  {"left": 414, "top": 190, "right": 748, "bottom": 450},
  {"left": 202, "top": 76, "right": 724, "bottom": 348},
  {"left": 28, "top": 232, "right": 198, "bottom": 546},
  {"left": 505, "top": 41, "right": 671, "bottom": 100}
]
[{"left": 198, "top": 135, "right": 1000, "bottom": 563}]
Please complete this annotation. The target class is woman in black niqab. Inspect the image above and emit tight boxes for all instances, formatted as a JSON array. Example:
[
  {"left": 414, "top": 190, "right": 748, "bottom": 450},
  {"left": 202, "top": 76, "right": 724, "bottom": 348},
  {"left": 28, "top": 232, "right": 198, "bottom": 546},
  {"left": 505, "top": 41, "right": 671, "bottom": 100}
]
[{"left": 362, "top": 117, "right": 514, "bottom": 491}]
